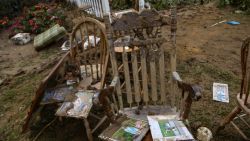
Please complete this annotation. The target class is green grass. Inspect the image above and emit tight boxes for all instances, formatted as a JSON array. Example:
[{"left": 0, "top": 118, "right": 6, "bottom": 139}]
[{"left": 0, "top": 73, "right": 44, "bottom": 141}]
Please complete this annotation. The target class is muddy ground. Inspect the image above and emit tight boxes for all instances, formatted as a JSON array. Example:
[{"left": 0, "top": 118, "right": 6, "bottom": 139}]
[{"left": 0, "top": 3, "right": 250, "bottom": 141}]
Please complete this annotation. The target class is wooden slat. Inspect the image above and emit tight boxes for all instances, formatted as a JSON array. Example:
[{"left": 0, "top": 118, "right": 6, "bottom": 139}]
[
  {"left": 122, "top": 47, "right": 133, "bottom": 105},
  {"left": 170, "top": 7, "right": 177, "bottom": 108},
  {"left": 170, "top": 47, "right": 177, "bottom": 107},
  {"left": 231, "top": 121, "right": 249, "bottom": 140},
  {"left": 159, "top": 44, "right": 166, "bottom": 103},
  {"left": 100, "top": 53, "right": 109, "bottom": 88},
  {"left": 131, "top": 48, "right": 141, "bottom": 104},
  {"left": 150, "top": 48, "right": 157, "bottom": 103},
  {"left": 140, "top": 48, "right": 149, "bottom": 105},
  {"left": 93, "top": 24, "right": 99, "bottom": 79},
  {"left": 85, "top": 24, "right": 94, "bottom": 79},
  {"left": 80, "top": 25, "right": 88, "bottom": 76},
  {"left": 121, "top": 82, "right": 126, "bottom": 89},
  {"left": 118, "top": 64, "right": 124, "bottom": 71},
  {"left": 100, "top": 33, "right": 105, "bottom": 78}
]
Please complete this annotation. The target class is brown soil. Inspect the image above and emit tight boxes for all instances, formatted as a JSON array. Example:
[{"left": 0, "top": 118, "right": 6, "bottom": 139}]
[{"left": 0, "top": 3, "right": 250, "bottom": 141}]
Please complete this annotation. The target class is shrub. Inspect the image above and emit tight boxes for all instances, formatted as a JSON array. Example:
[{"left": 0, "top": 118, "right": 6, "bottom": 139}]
[
  {"left": 219, "top": 0, "right": 250, "bottom": 13},
  {"left": 6, "top": 3, "right": 66, "bottom": 36}
]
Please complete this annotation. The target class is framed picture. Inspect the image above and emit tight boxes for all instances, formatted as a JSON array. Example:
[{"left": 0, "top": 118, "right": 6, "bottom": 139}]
[{"left": 213, "top": 83, "right": 229, "bottom": 103}]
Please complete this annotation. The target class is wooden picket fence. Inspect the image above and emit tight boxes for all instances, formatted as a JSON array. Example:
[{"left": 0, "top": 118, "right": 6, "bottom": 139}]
[{"left": 67, "top": 0, "right": 111, "bottom": 18}]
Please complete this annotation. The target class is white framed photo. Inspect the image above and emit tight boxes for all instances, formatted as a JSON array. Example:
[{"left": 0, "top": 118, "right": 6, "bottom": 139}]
[{"left": 213, "top": 83, "right": 229, "bottom": 103}]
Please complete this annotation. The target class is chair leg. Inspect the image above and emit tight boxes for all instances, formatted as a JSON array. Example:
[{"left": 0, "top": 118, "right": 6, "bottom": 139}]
[
  {"left": 216, "top": 106, "right": 241, "bottom": 133},
  {"left": 91, "top": 115, "right": 108, "bottom": 133},
  {"left": 83, "top": 118, "right": 93, "bottom": 141}
]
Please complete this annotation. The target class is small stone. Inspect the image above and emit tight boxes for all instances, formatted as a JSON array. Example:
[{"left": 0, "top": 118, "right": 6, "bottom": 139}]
[
  {"left": 0, "top": 79, "right": 4, "bottom": 86},
  {"left": 197, "top": 127, "right": 213, "bottom": 141},
  {"left": 0, "top": 114, "right": 4, "bottom": 117},
  {"left": 235, "top": 10, "right": 244, "bottom": 14},
  {"left": 19, "top": 106, "right": 25, "bottom": 111}
]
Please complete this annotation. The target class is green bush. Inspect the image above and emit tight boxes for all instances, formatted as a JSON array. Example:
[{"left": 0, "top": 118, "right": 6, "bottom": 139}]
[{"left": 219, "top": 0, "right": 250, "bottom": 12}]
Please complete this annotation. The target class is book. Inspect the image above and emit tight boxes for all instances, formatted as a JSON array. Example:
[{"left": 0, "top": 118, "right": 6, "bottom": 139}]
[
  {"left": 55, "top": 90, "right": 95, "bottom": 118},
  {"left": 99, "top": 116, "right": 149, "bottom": 141},
  {"left": 41, "top": 87, "right": 77, "bottom": 105},
  {"left": 147, "top": 115, "right": 194, "bottom": 141}
]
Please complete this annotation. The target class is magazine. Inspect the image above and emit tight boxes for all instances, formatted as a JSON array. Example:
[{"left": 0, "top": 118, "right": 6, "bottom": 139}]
[{"left": 147, "top": 115, "right": 194, "bottom": 141}]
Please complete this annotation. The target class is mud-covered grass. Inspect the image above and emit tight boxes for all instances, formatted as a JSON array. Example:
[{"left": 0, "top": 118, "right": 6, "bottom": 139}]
[{"left": 0, "top": 74, "right": 44, "bottom": 141}]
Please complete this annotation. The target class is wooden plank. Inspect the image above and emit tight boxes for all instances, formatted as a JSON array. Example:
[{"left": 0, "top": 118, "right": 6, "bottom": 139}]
[
  {"left": 159, "top": 44, "right": 166, "bottom": 104},
  {"left": 131, "top": 48, "right": 141, "bottom": 104},
  {"left": 122, "top": 47, "right": 133, "bottom": 105},
  {"left": 150, "top": 47, "right": 157, "bottom": 103},
  {"left": 140, "top": 48, "right": 149, "bottom": 105}
]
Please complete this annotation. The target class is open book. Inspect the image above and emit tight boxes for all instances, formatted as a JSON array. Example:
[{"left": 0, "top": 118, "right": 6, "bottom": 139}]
[
  {"left": 99, "top": 116, "right": 149, "bottom": 141},
  {"left": 147, "top": 115, "right": 194, "bottom": 141}
]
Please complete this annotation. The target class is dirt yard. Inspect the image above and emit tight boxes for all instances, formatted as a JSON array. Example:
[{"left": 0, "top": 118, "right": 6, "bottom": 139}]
[{"left": 0, "top": 3, "right": 250, "bottom": 141}]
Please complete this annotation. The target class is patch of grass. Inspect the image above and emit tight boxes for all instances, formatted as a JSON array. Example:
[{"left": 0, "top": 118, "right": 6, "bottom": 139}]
[
  {"left": 0, "top": 73, "right": 44, "bottom": 141},
  {"left": 39, "top": 47, "right": 59, "bottom": 60},
  {"left": 178, "top": 62, "right": 240, "bottom": 87},
  {"left": 178, "top": 61, "right": 241, "bottom": 135}
]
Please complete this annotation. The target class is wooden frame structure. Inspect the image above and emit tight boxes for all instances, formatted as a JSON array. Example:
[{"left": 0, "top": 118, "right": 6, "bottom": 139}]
[
  {"left": 100, "top": 7, "right": 202, "bottom": 133},
  {"left": 217, "top": 37, "right": 250, "bottom": 140}
]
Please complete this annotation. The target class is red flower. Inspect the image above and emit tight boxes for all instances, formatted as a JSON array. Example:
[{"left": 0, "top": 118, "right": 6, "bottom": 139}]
[
  {"left": 0, "top": 20, "right": 7, "bottom": 25},
  {"left": 29, "top": 20, "right": 35, "bottom": 26},
  {"left": 35, "top": 5, "right": 41, "bottom": 10}
]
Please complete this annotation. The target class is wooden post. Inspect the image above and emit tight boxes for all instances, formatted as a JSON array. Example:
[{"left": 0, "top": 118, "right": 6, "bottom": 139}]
[{"left": 103, "top": 15, "right": 123, "bottom": 110}]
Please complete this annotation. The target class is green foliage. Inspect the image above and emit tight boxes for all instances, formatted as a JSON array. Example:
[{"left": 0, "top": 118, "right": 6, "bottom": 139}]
[
  {"left": 219, "top": 0, "right": 250, "bottom": 13},
  {"left": 7, "top": 3, "right": 66, "bottom": 36},
  {"left": 145, "top": 0, "right": 203, "bottom": 10},
  {"left": 111, "top": 0, "right": 133, "bottom": 10}
]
